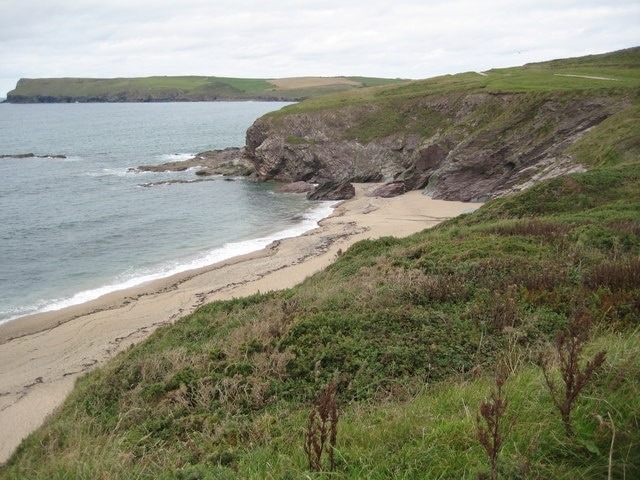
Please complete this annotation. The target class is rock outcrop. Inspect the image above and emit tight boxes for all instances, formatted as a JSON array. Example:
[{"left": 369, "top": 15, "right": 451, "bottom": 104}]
[
  {"left": 245, "top": 92, "right": 629, "bottom": 201},
  {"left": 307, "top": 181, "right": 356, "bottom": 201},
  {"left": 137, "top": 148, "right": 253, "bottom": 177},
  {"left": 368, "top": 181, "right": 407, "bottom": 198}
]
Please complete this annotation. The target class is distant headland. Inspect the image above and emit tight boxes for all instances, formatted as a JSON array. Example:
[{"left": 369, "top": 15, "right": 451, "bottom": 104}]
[{"left": 4, "top": 76, "right": 409, "bottom": 103}]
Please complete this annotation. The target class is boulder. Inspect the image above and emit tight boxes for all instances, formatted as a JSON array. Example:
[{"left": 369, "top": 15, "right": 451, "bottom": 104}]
[
  {"left": 307, "top": 181, "right": 355, "bottom": 201},
  {"left": 368, "top": 181, "right": 406, "bottom": 198}
]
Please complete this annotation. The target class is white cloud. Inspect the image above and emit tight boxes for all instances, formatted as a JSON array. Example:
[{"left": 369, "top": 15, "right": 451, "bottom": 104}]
[{"left": 0, "top": 0, "right": 638, "bottom": 96}]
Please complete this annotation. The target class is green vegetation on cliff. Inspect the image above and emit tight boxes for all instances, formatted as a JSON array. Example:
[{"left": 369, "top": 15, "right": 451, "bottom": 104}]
[
  {"left": 5, "top": 76, "right": 408, "bottom": 103},
  {"left": 1, "top": 49, "right": 639, "bottom": 479},
  {"left": 247, "top": 47, "right": 639, "bottom": 202},
  {"left": 271, "top": 47, "right": 640, "bottom": 117},
  {"left": 262, "top": 47, "right": 640, "bottom": 150}
]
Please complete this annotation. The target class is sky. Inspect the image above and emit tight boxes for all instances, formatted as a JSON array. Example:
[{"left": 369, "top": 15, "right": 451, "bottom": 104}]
[{"left": 1, "top": 0, "right": 639, "bottom": 97}]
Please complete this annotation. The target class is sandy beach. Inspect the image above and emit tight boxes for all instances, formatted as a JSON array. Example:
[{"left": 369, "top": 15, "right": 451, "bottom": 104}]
[{"left": 0, "top": 184, "right": 477, "bottom": 463}]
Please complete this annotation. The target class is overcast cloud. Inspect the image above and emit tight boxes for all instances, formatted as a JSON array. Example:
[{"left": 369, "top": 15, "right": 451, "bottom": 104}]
[{"left": 1, "top": 0, "right": 638, "bottom": 96}]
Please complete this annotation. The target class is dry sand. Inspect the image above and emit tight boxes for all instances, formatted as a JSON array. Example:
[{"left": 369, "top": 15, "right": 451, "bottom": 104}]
[{"left": 0, "top": 184, "right": 477, "bottom": 463}]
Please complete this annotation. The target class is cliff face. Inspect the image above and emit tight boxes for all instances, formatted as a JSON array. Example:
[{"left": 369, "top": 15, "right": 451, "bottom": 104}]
[{"left": 245, "top": 92, "right": 629, "bottom": 201}]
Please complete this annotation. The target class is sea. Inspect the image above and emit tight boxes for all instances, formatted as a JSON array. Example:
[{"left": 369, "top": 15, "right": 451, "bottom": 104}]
[{"left": 0, "top": 101, "right": 334, "bottom": 324}]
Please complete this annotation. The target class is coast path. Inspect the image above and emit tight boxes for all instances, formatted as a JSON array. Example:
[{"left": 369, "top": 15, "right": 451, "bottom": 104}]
[{"left": 0, "top": 184, "right": 477, "bottom": 463}]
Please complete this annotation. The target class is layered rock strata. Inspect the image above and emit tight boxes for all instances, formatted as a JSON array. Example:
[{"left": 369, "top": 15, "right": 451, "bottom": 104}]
[{"left": 244, "top": 92, "right": 628, "bottom": 201}]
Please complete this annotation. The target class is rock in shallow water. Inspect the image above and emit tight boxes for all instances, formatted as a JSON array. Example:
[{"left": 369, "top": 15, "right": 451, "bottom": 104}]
[{"left": 137, "top": 147, "right": 254, "bottom": 176}]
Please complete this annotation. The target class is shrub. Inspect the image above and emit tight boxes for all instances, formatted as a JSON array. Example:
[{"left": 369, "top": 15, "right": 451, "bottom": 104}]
[{"left": 587, "top": 256, "right": 640, "bottom": 291}]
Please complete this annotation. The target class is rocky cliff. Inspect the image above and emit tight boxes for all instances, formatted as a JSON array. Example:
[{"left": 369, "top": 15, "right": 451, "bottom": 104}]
[{"left": 245, "top": 90, "right": 630, "bottom": 201}]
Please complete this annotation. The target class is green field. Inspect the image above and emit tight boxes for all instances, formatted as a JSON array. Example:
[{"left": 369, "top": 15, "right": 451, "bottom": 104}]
[{"left": 1, "top": 48, "right": 639, "bottom": 479}]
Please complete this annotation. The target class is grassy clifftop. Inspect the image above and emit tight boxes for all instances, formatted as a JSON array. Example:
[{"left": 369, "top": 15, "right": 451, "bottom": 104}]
[
  {"left": 5, "top": 76, "right": 407, "bottom": 103},
  {"left": 269, "top": 47, "right": 640, "bottom": 116},
  {"left": 1, "top": 49, "right": 639, "bottom": 479}
]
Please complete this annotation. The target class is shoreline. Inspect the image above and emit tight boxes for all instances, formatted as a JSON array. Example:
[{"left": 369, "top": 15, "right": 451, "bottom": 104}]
[
  {"left": 0, "top": 198, "right": 336, "bottom": 328},
  {"left": 0, "top": 184, "right": 478, "bottom": 463}
]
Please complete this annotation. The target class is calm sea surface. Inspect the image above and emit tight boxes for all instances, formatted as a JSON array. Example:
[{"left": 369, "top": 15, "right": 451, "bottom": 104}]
[{"left": 0, "top": 102, "right": 332, "bottom": 323}]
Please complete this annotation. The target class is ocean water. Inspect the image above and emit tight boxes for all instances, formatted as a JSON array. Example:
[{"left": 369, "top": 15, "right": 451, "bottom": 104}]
[{"left": 0, "top": 102, "right": 333, "bottom": 323}]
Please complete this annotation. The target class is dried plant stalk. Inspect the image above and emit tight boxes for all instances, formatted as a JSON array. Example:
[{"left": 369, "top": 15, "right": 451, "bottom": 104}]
[
  {"left": 477, "top": 368, "right": 510, "bottom": 480},
  {"left": 304, "top": 380, "right": 339, "bottom": 471},
  {"left": 539, "top": 311, "right": 606, "bottom": 437}
]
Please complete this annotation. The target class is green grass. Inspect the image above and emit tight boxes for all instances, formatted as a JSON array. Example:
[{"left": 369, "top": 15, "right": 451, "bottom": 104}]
[
  {"left": 566, "top": 104, "right": 640, "bottom": 168},
  {"left": 268, "top": 47, "right": 640, "bottom": 117},
  {"left": 7, "top": 76, "right": 274, "bottom": 100}
]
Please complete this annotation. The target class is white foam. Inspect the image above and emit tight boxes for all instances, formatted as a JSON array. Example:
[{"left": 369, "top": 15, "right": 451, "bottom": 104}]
[
  {"left": 0, "top": 200, "right": 337, "bottom": 325},
  {"left": 157, "top": 153, "right": 196, "bottom": 162},
  {"left": 84, "top": 167, "right": 135, "bottom": 178}
]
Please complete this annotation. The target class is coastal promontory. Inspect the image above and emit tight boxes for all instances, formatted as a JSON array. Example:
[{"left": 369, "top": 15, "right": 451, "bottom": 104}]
[
  {"left": 4, "top": 76, "right": 408, "bottom": 103},
  {"left": 244, "top": 47, "right": 640, "bottom": 201}
]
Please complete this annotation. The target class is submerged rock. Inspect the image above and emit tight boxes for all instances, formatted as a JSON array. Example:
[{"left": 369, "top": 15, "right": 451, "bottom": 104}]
[{"left": 1, "top": 153, "right": 66, "bottom": 159}]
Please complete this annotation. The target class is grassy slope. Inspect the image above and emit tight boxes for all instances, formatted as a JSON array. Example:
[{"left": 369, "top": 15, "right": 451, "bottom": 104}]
[
  {"left": 6, "top": 76, "right": 408, "bottom": 102},
  {"left": 1, "top": 49, "right": 639, "bottom": 479},
  {"left": 260, "top": 48, "right": 640, "bottom": 156},
  {"left": 269, "top": 47, "right": 640, "bottom": 114}
]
